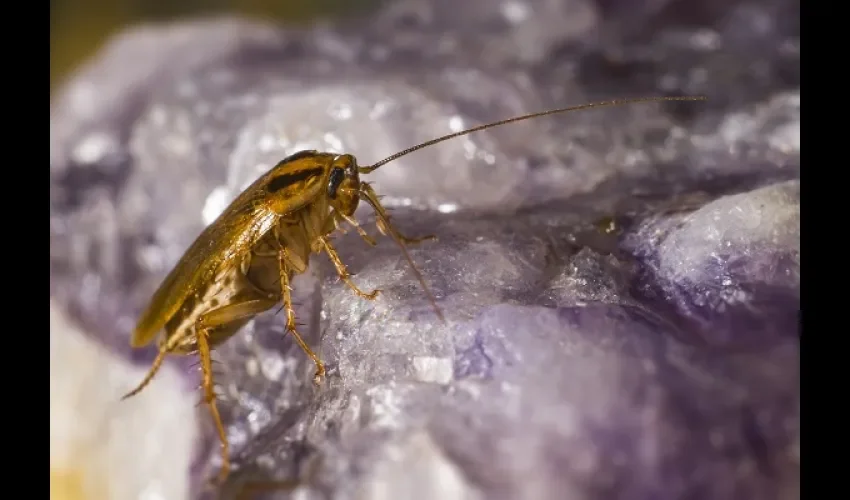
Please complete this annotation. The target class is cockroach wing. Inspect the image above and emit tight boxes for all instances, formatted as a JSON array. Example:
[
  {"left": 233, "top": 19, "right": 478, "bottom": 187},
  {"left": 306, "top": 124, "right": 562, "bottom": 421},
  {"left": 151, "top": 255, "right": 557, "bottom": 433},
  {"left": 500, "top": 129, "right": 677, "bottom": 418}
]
[{"left": 131, "top": 156, "right": 330, "bottom": 347}]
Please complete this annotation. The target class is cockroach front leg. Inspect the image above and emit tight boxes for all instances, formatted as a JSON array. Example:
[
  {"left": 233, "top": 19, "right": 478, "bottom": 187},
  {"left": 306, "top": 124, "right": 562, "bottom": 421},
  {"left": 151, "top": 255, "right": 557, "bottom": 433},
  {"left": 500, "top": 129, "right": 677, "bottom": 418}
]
[
  {"left": 360, "top": 183, "right": 436, "bottom": 244},
  {"left": 360, "top": 182, "right": 445, "bottom": 322},
  {"left": 194, "top": 298, "right": 278, "bottom": 483},
  {"left": 279, "top": 253, "right": 326, "bottom": 385},
  {"left": 319, "top": 236, "right": 382, "bottom": 300},
  {"left": 338, "top": 212, "right": 377, "bottom": 246}
]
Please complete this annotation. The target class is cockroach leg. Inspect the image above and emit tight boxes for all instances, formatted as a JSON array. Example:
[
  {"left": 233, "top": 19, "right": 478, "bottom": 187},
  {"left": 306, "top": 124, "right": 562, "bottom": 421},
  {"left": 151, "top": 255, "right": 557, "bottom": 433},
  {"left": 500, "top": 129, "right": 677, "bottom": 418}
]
[
  {"left": 195, "top": 325, "right": 230, "bottom": 483},
  {"left": 195, "top": 299, "right": 278, "bottom": 483},
  {"left": 360, "top": 183, "right": 435, "bottom": 244},
  {"left": 339, "top": 212, "right": 377, "bottom": 246},
  {"left": 361, "top": 183, "right": 445, "bottom": 322},
  {"left": 319, "top": 236, "right": 381, "bottom": 301},
  {"left": 279, "top": 253, "right": 326, "bottom": 385},
  {"left": 381, "top": 226, "right": 436, "bottom": 245}
]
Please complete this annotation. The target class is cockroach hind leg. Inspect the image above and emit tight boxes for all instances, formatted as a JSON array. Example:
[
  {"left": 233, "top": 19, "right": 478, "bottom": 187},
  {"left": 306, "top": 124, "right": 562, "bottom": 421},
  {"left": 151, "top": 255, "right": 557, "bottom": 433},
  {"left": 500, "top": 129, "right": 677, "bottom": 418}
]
[
  {"left": 121, "top": 348, "right": 167, "bottom": 400},
  {"left": 193, "top": 300, "right": 279, "bottom": 485},
  {"left": 196, "top": 326, "right": 231, "bottom": 484}
]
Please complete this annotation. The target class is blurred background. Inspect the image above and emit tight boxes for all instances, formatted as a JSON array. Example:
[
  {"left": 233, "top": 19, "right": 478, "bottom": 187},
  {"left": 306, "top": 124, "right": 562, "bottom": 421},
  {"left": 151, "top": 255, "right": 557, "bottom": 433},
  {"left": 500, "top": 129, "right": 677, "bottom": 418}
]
[{"left": 50, "top": 0, "right": 379, "bottom": 90}]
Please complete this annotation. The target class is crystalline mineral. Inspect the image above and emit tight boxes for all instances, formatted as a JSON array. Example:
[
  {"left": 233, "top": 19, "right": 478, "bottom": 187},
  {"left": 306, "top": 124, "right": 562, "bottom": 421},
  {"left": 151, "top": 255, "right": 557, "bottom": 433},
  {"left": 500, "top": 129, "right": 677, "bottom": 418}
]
[{"left": 50, "top": 1, "right": 799, "bottom": 499}]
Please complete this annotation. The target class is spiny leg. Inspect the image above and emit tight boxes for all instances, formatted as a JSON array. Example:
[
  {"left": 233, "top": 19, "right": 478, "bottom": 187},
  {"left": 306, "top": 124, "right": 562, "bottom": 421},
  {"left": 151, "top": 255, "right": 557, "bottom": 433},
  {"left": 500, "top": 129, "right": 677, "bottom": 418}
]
[
  {"left": 379, "top": 223, "right": 436, "bottom": 245},
  {"left": 319, "top": 236, "right": 381, "bottom": 300},
  {"left": 361, "top": 182, "right": 445, "bottom": 323},
  {"left": 330, "top": 215, "right": 349, "bottom": 235},
  {"left": 195, "top": 298, "right": 278, "bottom": 484},
  {"left": 338, "top": 212, "right": 377, "bottom": 246},
  {"left": 360, "top": 183, "right": 436, "bottom": 244},
  {"left": 121, "top": 348, "right": 167, "bottom": 400},
  {"left": 279, "top": 252, "right": 326, "bottom": 385},
  {"left": 195, "top": 328, "right": 229, "bottom": 483}
]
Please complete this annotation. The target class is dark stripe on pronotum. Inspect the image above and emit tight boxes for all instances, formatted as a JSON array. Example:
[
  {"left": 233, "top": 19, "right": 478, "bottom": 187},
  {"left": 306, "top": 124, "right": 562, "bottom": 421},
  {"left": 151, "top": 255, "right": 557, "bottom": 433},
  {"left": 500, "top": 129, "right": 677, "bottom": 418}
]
[
  {"left": 267, "top": 167, "right": 325, "bottom": 193},
  {"left": 280, "top": 150, "right": 318, "bottom": 164}
]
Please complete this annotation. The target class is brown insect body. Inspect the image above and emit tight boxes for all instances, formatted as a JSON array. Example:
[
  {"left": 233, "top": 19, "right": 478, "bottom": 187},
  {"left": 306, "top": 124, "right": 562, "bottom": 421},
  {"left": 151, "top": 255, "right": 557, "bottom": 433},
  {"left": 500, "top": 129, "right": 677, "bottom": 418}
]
[
  {"left": 121, "top": 95, "right": 707, "bottom": 485},
  {"left": 140, "top": 152, "right": 358, "bottom": 355},
  {"left": 122, "top": 150, "right": 421, "bottom": 483},
  {"left": 133, "top": 152, "right": 343, "bottom": 346}
]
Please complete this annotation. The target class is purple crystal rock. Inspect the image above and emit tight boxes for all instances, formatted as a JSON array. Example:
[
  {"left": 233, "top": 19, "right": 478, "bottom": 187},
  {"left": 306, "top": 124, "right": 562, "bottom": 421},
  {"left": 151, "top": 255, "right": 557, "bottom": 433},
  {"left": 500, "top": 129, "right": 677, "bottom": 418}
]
[{"left": 50, "top": 2, "right": 799, "bottom": 499}]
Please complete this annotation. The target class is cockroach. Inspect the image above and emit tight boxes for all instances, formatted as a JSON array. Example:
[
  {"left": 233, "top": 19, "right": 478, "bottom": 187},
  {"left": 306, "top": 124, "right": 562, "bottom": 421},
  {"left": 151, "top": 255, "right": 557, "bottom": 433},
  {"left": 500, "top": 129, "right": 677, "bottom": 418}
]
[{"left": 121, "top": 95, "right": 707, "bottom": 482}]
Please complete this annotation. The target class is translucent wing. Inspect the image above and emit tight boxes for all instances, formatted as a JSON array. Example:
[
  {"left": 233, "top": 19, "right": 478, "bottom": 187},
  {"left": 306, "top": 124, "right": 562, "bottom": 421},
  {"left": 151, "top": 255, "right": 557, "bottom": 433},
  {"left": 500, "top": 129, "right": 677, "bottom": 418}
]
[{"left": 132, "top": 153, "right": 331, "bottom": 346}]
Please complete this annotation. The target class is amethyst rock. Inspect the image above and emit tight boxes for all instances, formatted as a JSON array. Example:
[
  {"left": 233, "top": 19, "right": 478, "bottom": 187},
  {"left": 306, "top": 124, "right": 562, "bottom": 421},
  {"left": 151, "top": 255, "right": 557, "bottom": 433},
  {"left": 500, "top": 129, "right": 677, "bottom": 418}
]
[{"left": 50, "top": 1, "right": 799, "bottom": 499}]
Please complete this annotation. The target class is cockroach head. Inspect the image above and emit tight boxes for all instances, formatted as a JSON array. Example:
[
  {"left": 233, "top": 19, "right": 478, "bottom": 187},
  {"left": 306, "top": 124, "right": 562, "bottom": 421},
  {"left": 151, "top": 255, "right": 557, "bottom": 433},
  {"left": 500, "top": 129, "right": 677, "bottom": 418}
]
[{"left": 328, "top": 154, "right": 361, "bottom": 216}]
